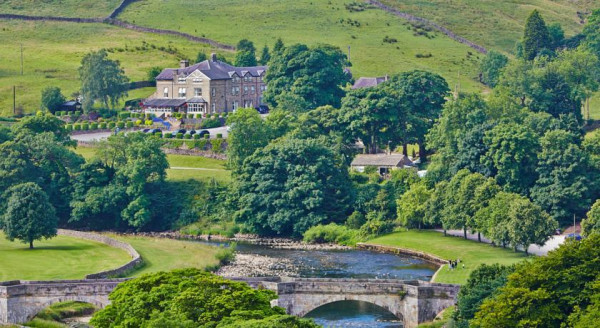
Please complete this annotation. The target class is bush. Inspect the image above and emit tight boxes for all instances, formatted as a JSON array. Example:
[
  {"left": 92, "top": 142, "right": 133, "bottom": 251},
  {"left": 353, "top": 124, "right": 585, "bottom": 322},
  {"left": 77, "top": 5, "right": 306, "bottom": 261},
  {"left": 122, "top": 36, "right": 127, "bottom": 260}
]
[
  {"left": 99, "top": 122, "right": 107, "bottom": 129},
  {"left": 74, "top": 111, "right": 82, "bottom": 116},
  {"left": 216, "top": 133, "right": 223, "bottom": 139},
  {"left": 200, "top": 118, "right": 221, "bottom": 129},
  {"left": 144, "top": 119, "right": 153, "bottom": 126},
  {"left": 204, "top": 133, "right": 210, "bottom": 139},
  {"left": 90, "top": 123, "right": 98, "bottom": 130},
  {"left": 195, "top": 114, "right": 202, "bottom": 119},
  {"left": 211, "top": 138, "right": 225, "bottom": 153},
  {"left": 64, "top": 124, "right": 72, "bottom": 131},
  {"left": 116, "top": 121, "right": 125, "bottom": 129},
  {"left": 303, "top": 223, "right": 358, "bottom": 246},
  {"left": 346, "top": 211, "right": 366, "bottom": 229},
  {"left": 176, "top": 133, "right": 184, "bottom": 139},
  {"left": 73, "top": 124, "right": 81, "bottom": 131},
  {"left": 135, "top": 120, "right": 142, "bottom": 125},
  {"left": 118, "top": 112, "right": 130, "bottom": 119},
  {"left": 193, "top": 134, "right": 201, "bottom": 140},
  {"left": 126, "top": 121, "right": 133, "bottom": 128},
  {"left": 187, "top": 114, "right": 194, "bottom": 119},
  {"left": 108, "top": 122, "right": 116, "bottom": 129},
  {"left": 184, "top": 134, "right": 192, "bottom": 139},
  {"left": 81, "top": 123, "right": 89, "bottom": 131},
  {"left": 165, "top": 133, "right": 173, "bottom": 139}
]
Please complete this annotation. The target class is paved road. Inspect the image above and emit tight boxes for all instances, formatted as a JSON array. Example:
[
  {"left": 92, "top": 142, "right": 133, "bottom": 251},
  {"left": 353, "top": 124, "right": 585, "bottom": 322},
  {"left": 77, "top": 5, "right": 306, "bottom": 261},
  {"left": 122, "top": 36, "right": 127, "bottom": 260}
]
[
  {"left": 435, "top": 229, "right": 565, "bottom": 256},
  {"left": 71, "top": 126, "right": 228, "bottom": 142}
]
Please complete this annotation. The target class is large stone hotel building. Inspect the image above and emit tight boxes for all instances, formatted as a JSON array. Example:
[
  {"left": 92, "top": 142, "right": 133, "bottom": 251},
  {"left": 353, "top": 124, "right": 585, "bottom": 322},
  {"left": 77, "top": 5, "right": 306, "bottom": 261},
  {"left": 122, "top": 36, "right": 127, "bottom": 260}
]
[{"left": 142, "top": 54, "right": 267, "bottom": 117}]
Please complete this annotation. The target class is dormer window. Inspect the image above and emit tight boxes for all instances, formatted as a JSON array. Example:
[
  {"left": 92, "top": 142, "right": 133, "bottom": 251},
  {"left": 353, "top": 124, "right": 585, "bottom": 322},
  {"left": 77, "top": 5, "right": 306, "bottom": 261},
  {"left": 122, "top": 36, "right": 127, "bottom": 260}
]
[
  {"left": 244, "top": 75, "right": 252, "bottom": 82},
  {"left": 178, "top": 77, "right": 186, "bottom": 83}
]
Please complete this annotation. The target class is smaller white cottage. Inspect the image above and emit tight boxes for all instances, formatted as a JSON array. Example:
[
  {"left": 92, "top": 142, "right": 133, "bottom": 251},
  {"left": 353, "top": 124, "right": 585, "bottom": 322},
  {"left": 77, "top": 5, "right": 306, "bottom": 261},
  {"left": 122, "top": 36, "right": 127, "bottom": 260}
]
[{"left": 350, "top": 153, "right": 414, "bottom": 175}]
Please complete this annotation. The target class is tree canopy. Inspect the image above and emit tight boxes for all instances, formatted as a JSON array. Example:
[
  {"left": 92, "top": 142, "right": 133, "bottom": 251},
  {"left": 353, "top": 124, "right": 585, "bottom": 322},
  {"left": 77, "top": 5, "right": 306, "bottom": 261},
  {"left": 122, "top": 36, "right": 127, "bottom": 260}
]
[
  {"left": 263, "top": 43, "right": 350, "bottom": 112},
  {"left": 41, "top": 86, "right": 66, "bottom": 114},
  {"left": 79, "top": 49, "right": 129, "bottom": 111},
  {"left": 522, "top": 10, "right": 551, "bottom": 60},
  {"left": 2, "top": 182, "right": 57, "bottom": 249},
  {"left": 235, "top": 39, "right": 258, "bottom": 67}
]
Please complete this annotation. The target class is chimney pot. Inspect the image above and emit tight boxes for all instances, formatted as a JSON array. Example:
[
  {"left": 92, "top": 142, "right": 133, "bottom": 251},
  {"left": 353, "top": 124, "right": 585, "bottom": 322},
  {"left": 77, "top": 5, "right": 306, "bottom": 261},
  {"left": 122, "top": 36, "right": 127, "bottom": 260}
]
[{"left": 180, "top": 60, "right": 189, "bottom": 69}]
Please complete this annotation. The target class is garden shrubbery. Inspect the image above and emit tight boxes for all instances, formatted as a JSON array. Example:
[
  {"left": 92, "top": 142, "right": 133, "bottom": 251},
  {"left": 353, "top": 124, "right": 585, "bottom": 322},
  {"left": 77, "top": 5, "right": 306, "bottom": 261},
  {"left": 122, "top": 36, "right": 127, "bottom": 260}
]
[{"left": 303, "top": 223, "right": 359, "bottom": 246}]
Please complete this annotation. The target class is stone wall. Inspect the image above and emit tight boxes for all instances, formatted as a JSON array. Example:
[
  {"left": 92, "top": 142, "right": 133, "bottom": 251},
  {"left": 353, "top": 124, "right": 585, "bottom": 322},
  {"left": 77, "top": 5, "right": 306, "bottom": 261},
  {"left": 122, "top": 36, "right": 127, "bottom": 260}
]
[
  {"left": 57, "top": 230, "right": 142, "bottom": 279},
  {"left": 356, "top": 243, "right": 448, "bottom": 265}
]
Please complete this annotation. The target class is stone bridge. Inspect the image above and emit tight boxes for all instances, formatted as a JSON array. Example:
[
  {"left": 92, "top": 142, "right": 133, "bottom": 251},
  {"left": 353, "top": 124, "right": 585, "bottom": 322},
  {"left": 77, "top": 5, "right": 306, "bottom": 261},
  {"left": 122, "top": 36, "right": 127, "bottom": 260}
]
[{"left": 1, "top": 277, "right": 459, "bottom": 327}]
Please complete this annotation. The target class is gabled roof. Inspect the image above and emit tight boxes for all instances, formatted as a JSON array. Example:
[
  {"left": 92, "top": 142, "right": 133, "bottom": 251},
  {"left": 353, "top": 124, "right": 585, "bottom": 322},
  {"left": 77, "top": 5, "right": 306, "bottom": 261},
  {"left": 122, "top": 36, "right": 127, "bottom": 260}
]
[
  {"left": 187, "top": 97, "right": 207, "bottom": 103},
  {"left": 351, "top": 153, "right": 413, "bottom": 167},
  {"left": 156, "top": 60, "right": 268, "bottom": 81},
  {"left": 352, "top": 76, "right": 388, "bottom": 89}
]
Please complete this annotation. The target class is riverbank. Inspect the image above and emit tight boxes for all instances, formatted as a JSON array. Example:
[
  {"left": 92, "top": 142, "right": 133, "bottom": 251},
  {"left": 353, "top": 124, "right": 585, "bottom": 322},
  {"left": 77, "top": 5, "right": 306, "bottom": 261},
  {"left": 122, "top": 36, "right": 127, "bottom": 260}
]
[{"left": 368, "top": 230, "right": 529, "bottom": 285}]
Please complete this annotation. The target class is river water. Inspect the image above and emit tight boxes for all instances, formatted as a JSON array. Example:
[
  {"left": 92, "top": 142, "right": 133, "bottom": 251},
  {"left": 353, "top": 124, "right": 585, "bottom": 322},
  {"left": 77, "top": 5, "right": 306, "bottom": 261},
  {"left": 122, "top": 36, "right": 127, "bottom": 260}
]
[{"left": 203, "top": 241, "right": 438, "bottom": 327}]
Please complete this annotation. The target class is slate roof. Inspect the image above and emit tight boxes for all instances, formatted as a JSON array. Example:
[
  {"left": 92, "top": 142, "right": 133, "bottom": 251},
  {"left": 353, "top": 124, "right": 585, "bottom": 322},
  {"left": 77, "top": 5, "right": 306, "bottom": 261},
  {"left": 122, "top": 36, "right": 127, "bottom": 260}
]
[
  {"left": 156, "top": 60, "right": 267, "bottom": 81},
  {"left": 142, "top": 98, "right": 187, "bottom": 107},
  {"left": 352, "top": 76, "right": 388, "bottom": 89},
  {"left": 351, "top": 153, "right": 413, "bottom": 167},
  {"left": 187, "top": 97, "right": 207, "bottom": 103}
]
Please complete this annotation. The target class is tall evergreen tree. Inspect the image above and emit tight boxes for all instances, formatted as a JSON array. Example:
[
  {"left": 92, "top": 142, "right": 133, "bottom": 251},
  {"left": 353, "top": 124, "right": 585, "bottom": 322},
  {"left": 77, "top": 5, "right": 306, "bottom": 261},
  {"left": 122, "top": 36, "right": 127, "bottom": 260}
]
[
  {"left": 234, "top": 39, "right": 257, "bottom": 66},
  {"left": 522, "top": 10, "right": 551, "bottom": 60},
  {"left": 273, "top": 38, "right": 285, "bottom": 54},
  {"left": 259, "top": 45, "right": 271, "bottom": 65}
]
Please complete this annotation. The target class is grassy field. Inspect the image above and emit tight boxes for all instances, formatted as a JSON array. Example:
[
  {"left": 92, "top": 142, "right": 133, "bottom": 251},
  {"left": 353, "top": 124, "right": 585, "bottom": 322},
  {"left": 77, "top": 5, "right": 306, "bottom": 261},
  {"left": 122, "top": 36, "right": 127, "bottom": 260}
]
[
  {"left": 368, "top": 230, "right": 529, "bottom": 285},
  {"left": 0, "top": 232, "right": 131, "bottom": 280},
  {"left": 120, "top": 0, "right": 482, "bottom": 92},
  {"left": 0, "top": 0, "right": 121, "bottom": 18},
  {"left": 379, "top": 0, "right": 599, "bottom": 53},
  {"left": 110, "top": 234, "right": 221, "bottom": 276},
  {"left": 0, "top": 20, "right": 225, "bottom": 116},
  {"left": 72, "top": 146, "right": 231, "bottom": 182}
]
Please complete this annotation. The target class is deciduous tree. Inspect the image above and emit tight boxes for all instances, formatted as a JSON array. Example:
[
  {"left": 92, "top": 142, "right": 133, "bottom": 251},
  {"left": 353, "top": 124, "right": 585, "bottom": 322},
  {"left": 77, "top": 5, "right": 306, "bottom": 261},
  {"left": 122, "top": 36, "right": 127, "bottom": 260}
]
[
  {"left": 235, "top": 39, "right": 257, "bottom": 66},
  {"left": 479, "top": 50, "right": 508, "bottom": 87},
  {"left": 2, "top": 182, "right": 57, "bottom": 249},
  {"left": 41, "top": 86, "right": 65, "bottom": 114},
  {"left": 79, "top": 49, "right": 129, "bottom": 111}
]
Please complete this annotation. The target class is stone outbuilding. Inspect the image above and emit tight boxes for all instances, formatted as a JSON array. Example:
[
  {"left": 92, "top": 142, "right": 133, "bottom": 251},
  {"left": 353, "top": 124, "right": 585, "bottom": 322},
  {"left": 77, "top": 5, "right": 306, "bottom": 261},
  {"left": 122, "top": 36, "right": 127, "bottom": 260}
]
[{"left": 351, "top": 153, "right": 414, "bottom": 175}]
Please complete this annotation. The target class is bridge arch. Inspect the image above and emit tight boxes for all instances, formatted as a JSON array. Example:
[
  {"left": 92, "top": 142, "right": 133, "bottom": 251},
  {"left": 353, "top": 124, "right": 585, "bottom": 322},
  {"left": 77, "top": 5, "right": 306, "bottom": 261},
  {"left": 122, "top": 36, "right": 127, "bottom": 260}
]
[{"left": 304, "top": 299, "right": 404, "bottom": 323}]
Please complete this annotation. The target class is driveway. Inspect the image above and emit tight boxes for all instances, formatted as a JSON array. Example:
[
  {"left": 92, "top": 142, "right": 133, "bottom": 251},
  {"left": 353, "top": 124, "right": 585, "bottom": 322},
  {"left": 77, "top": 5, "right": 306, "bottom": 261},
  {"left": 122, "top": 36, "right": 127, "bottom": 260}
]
[{"left": 71, "top": 126, "right": 228, "bottom": 142}]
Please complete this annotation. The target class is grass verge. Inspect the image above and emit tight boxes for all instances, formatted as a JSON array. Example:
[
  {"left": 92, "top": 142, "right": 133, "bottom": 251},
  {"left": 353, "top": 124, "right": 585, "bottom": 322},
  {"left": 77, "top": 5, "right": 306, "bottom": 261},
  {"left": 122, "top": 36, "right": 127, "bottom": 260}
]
[
  {"left": 368, "top": 230, "right": 528, "bottom": 284},
  {"left": 0, "top": 232, "right": 131, "bottom": 281},
  {"left": 108, "top": 234, "right": 222, "bottom": 277}
]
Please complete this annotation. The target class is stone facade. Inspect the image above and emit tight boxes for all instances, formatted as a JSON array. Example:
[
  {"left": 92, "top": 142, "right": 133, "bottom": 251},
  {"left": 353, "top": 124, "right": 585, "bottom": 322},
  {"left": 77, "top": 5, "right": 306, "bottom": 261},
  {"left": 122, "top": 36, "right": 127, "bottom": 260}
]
[{"left": 146, "top": 54, "right": 267, "bottom": 117}]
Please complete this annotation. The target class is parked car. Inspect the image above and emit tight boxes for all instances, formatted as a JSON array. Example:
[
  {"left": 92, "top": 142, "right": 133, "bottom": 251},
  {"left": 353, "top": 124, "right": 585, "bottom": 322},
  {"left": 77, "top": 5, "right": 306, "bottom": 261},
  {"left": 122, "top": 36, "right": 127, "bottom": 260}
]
[
  {"left": 186, "top": 130, "right": 197, "bottom": 135},
  {"left": 255, "top": 105, "right": 269, "bottom": 114},
  {"left": 197, "top": 130, "right": 210, "bottom": 138},
  {"left": 567, "top": 233, "right": 582, "bottom": 241},
  {"left": 176, "top": 129, "right": 187, "bottom": 134},
  {"left": 142, "top": 128, "right": 150, "bottom": 133}
]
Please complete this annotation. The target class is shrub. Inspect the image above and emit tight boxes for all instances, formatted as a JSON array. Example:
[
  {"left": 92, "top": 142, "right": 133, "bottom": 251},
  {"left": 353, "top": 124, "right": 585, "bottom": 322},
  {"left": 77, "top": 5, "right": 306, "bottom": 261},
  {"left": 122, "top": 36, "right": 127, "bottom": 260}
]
[
  {"left": 99, "top": 122, "right": 107, "bottom": 129},
  {"left": 303, "top": 223, "right": 358, "bottom": 246},
  {"left": 200, "top": 118, "right": 221, "bottom": 129},
  {"left": 193, "top": 134, "right": 201, "bottom": 140},
  {"left": 346, "top": 211, "right": 366, "bottom": 229},
  {"left": 73, "top": 124, "right": 81, "bottom": 131},
  {"left": 187, "top": 114, "right": 194, "bottom": 119},
  {"left": 195, "top": 114, "right": 202, "bottom": 119},
  {"left": 176, "top": 133, "right": 184, "bottom": 139},
  {"left": 135, "top": 120, "right": 142, "bottom": 126},
  {"left": 108, "top": 122, "right": 116, "bottom": 129},
  {"left": 415, "top": 52, "right": 433, "bottom": 58},
  {"left": 64, "top": 124, "right": 72, "bottom": 131},
  {"left": 74, "top": 111, "right": 82, "bottom": 116},
  {"left": 144, "top": 120, "right": 153, "bottom": 126},
  {"left": 90, "top": 123, "right": 98, "bottom": 130},
  {"left": 196, "top": 139, "right": 209, "bottom": 150},
  {"left": 383, "top": 36, "right": 398, "bottom": 43},
  {"left": 211, "top": 138, "right": 225, "bottom": 153},
  {"left": 126, "top": 121, "right": 133, "bottom": 128},
  {"left": 204, "top": 133, "right": 210, "bottom": 139},
  {"left": 81, "top": 123, "right": 89, "bottom": 131},
  {"left": 118, "top": 112, "right": 130, "bottom": 119},
  {"left": 165, "top": 133, "right": 173, "bottom": 139},
  {"left": 184, "top": 134, "right": 192, "bottom": 139},
  {"left": 216, "top": 133, "right": 223, "bottom": 139}
]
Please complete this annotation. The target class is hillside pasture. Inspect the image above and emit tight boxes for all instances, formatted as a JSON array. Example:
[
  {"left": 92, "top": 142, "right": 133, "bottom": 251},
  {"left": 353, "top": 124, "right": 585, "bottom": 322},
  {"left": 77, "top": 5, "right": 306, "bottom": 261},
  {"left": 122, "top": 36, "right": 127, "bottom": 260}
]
[
  {"left": 120, "top": 0, "right": 483, "bottom": 92},
  {"left": 0, "top": 0, "right": 121, "bottom": 18},
  {"left": 0, "top": 20, "right": 225, "bottom": 116}
]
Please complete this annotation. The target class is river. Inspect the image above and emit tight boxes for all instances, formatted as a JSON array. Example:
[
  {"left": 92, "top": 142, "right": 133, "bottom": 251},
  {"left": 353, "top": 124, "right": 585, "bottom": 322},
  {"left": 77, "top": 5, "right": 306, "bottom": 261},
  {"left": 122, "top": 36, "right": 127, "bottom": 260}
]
[{"left": 202, "top": 240, "right": 438, "bottom": 328}]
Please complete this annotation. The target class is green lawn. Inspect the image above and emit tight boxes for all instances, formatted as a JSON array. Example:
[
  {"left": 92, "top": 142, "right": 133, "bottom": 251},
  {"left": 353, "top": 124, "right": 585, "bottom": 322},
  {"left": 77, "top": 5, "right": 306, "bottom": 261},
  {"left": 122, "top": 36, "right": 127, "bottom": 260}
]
[
  {"left": 0, "top": 0, "right": 121, "bottom": 18},
  {"left": 368, "top": 230, "right": 529, "bottom": 285},
  {"left": 109, "top": 234, "right": 221, "bottom": 277},
  {"left": 0, "top": 20, "right": 224, "bottom": 116},
  {"left": 72, "top": 146, "right": 231, "bottom": 182},
  {"left": 379, "top": 0, "right": 598, "bottom": 53},
  {"left": 0, "top": 232, "right": 131, "bottom": 280},
  {"left": 120, "top": 0, "right": 483, "bottom": 92}
]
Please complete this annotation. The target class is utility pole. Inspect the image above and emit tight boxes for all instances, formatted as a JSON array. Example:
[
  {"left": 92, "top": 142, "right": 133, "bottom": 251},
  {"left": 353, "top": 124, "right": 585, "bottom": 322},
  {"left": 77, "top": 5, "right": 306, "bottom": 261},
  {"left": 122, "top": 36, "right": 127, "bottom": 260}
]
[
  {"left": 574, "top": 214, "right": 577, "bottom": 233},
  {"left": 20, "top": 44, "right": 23, "bottom": 76},
  {"left": 13, "top": 86, "right": 16, "bottom": 115},
  {"left": 347, "top": 45, "right": 351, "bottom": 63}
]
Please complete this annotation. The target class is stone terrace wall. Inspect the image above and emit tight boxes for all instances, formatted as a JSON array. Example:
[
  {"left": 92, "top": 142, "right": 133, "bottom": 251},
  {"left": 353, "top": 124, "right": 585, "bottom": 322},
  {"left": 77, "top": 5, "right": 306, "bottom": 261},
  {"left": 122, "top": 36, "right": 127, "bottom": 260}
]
[{"left": 57, "top": 230, "right": 142, "bottom": 279}]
